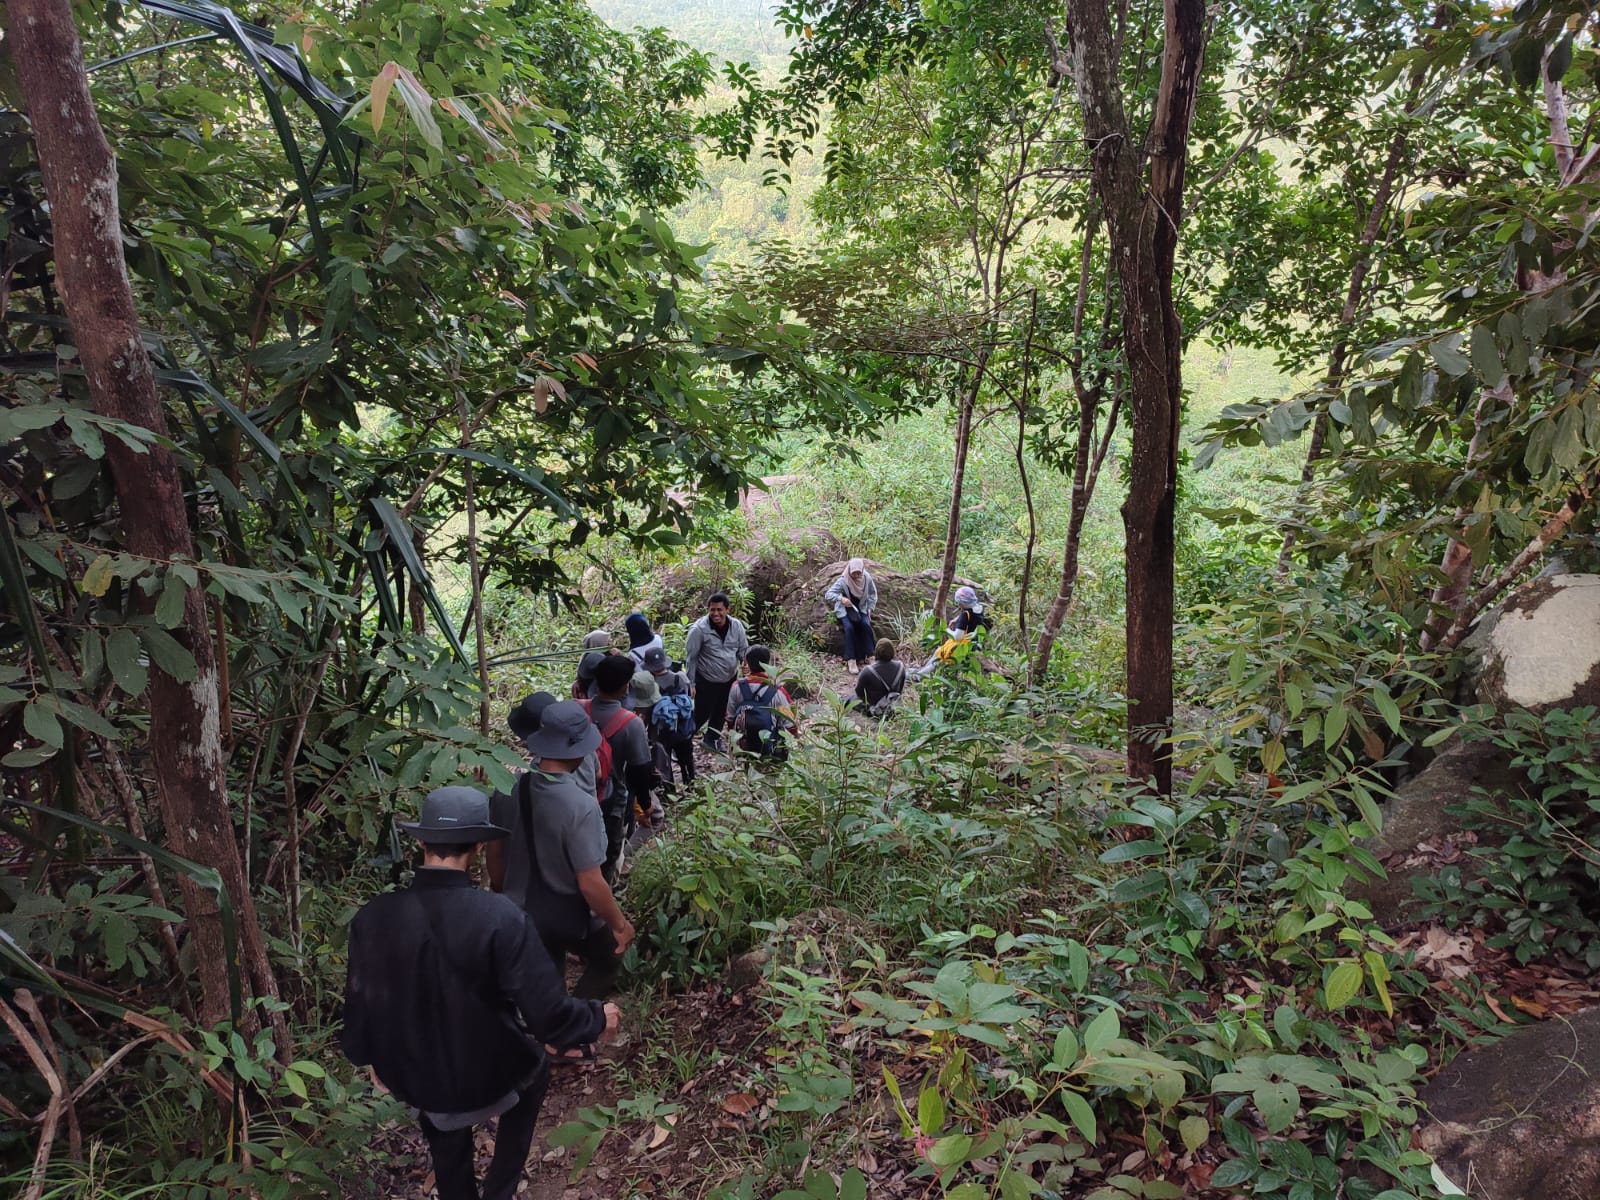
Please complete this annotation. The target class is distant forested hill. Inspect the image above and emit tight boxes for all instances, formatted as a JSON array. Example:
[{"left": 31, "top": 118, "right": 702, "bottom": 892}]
[{"left": 588, "top": 0, "right": 789, "bottom": 67}]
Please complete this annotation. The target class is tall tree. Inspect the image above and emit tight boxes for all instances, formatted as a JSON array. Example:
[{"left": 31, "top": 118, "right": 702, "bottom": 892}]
[
  {"left": 1057, "top": 0, "right": 1207, "bottom": 794},
  {"left": 8, "top": 0, "right": 283, "bottom": 1037}
]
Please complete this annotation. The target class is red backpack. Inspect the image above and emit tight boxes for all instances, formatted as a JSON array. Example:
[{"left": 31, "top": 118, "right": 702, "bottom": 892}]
[{"left": 581, "top": 701, "right": 638, "bottom": 805}]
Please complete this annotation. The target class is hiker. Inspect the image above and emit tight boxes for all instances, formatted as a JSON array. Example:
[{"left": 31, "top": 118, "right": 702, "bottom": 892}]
[
  {"left": 585, "top": 655, "right": 657, "bottom": 877},
  {"left": 728, "top": 645, "right": 797, "bottom": 760},
  {"left": 641, "top": 645, "right": 696, "bottom": 796},
  {"left": 624, "top": 612, "right": 664, "bottom": 667},
  {"left": 854, "top": 638, "right": 908, "bottom": 718},
  {"left": 627, "top": 666, "right": 667, "bottom": 823},
  {"left": 684, "top": 591, "right": 749, "bottom": 750},
  {"left": 487, "top": 701, "right": 636, "bottom": 1001},
  {"left": 910, "top": 585, "right": 992, "bottom": 678},
  {"left": 573, "top": 649, "right": 605, "bottom": 700},
  {"left": 342, "top": 786, "right": 620, "bottom": 1200},
  {"left": 824, "top": 557, "right": 879, "bottom": 675}
]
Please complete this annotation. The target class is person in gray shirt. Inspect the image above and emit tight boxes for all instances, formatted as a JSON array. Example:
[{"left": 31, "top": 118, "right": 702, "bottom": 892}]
[
  {"left": 488, "top": 700, "right": 634, "bottom": 1005},
  {"left": 684, "top": 591, "right": 749, "bottom": 750},
  {"left": 586, "top": 655, "right": 656, "bottom": 880}
]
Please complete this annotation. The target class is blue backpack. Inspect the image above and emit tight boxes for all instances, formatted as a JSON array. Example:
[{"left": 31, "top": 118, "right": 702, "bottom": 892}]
[{"left": 651, "top": 690, "right": 696, "bottom": 744}]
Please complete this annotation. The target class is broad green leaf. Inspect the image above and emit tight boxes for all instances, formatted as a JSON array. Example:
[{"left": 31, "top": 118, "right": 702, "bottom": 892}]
[
  {"left": 1082, "top": 1006, "right": 1119, "bottom": 1054},
  {"left": 1324, "top": 961, "right": 1364, "bottom": 1010},
  {"left": 1178, "top": 1115, "right": 1208, "bottom": 1152},
  {"left": 917, "top": 1085, "right": 944, "bottom": 1135},
  {"left": 82, "top": 554, "right": 117, "bottom": 597},
  {"left": 1052, "top": 1025, "right": 1079, "bottom": 1069},
  {"left": 1253, "top": 1080, "right": 1300, "bottom": 1133},
  {"left": 1471, "top": 324, "right": 1505, "bottom": 389},
  {"left": 107, "top": 628, "right": 148, "bottom": 696},
  {"left": 1061, "top": 1089, "right": 1096, "bottom": 1143}
]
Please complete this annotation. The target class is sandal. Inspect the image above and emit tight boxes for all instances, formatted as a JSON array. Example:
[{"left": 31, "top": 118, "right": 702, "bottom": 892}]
[{"left": 546, "top": 1043, "right": 599, "bottom": 1067}]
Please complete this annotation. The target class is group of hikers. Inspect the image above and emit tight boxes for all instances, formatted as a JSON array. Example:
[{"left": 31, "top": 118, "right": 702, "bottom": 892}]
[{"left": 340, "top": 566, "right": 992, "bottom": 1200}]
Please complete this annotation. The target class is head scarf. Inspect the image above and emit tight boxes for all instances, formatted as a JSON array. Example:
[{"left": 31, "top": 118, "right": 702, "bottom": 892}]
[
  {"left": 844, "top": 557, "right": 868, "bottom": 600},
  {"left": 954, "top": 586, "right": 979, "bottom": 609},
  {"left": 582, "top": 629, "right": 611, "bottom": 650},
  {"left": 624, "top": 612, "right": 653, "bottom": 650}
]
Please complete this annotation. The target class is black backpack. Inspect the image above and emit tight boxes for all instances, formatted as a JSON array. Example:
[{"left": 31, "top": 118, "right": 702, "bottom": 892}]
[{"left": 732, "top": 679, "right": 788, "bottom": 759}]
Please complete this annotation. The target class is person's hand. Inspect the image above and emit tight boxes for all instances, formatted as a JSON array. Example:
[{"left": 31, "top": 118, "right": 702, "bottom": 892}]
[
  {"left": 613, "top": 918, "right": 636, "bottom": 956},
  {"left": 368, "top": 1067, "right": 389, "bottom": 1095},
  {"left": 841, "top": 596, "right": 854, "bottom": 609},
  {"left": 689, "top": 686, "right": 697, "bottom": 699},
  {"left": 601, "top": 1002, "right": 622, "bottom": 1043}
]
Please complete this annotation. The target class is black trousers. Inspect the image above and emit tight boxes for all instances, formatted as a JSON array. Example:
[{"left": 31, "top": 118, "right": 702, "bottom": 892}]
[
  {"left": 419, "top": 1065, "right": 550, "bottom": 1200},
  {"left": 541, "top": 922, "right": 621, "bottom": 999},
  {"left": 694, "top": 678, "right": 734, "bottom": 734}
]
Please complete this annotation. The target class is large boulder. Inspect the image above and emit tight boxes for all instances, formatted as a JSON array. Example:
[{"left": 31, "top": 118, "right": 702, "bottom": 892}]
[
  {"left": 1417, "top": 1007, "right": 1600, "bottom": 1200},
  {"left": 1466, "top": 573, "right": 1600, "bottom": 712},
  {"left": 1352, "top": 739, "right": 1520, "bottom": 926},
  {"left": 770, "top": 559, "right": 980, "bottom": 655}
]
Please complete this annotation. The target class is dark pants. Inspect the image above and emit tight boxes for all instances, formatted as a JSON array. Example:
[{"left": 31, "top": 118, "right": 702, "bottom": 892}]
[
  {"left": 541, "top": 923, "right": 621, "bottom": 999},
  {"left": 652, "top": 737, "right": 695, "bottom": 794},
  {"left": 840, "top": 610, "right": 876, "bottom": 663},
  {"left": 694, "top": 678, "right": 734, "bottom": 735},
  {"left": 420, "top": 1066, "right": 550, "bottom": 1200},
  {"left": 601, "top": 788, "right": 631, "bottom": 881}
]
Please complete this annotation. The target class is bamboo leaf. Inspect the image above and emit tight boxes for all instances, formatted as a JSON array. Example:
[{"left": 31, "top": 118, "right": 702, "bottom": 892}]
[{"left": 367, "top": 499, "right": 468, "bottom": 663}]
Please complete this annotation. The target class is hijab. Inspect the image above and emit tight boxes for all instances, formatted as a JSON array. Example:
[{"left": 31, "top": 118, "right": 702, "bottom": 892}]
[
  {"left": 624, "top": 612, "right": 654, "bottom": 650},
  {"left": 844, "top": 557, "right": 868, "bottom": 600}
]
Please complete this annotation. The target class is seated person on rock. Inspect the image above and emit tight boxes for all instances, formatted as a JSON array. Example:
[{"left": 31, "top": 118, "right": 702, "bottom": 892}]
[{"left": 910, "top": 586, "right": 992, "bottom": 679}]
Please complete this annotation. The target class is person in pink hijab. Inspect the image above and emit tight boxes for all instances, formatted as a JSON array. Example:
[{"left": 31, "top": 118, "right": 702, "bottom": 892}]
[{"left": 823, "top": 557, "right": 879, "bottom": 674}]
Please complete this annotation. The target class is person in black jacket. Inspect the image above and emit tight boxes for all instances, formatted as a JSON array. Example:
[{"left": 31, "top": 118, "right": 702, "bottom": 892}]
[{"left": 342, "top": 786, "right": 619, "bottom": 1200}]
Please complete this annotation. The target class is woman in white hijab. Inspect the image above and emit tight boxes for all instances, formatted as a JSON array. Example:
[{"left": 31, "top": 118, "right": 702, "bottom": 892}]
[{"left": 823, "top": 557, "right": 880, "bottom": 674}]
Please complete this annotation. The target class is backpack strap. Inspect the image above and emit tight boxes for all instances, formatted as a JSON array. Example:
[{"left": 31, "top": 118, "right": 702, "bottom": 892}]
[{"left": 600, "top": 709, "right": 636, "bottom": 739}]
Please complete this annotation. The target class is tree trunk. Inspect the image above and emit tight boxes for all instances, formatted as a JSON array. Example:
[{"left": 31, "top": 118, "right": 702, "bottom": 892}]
[
  {"left": 1061, "top": 0, "right": 1206, "bottom": 796},
  {"left": 932, "top": 348, "right": 990, "bottom": 617},
  {"left": 11, "top": 0, "right": 284, "bottom": 1042}
]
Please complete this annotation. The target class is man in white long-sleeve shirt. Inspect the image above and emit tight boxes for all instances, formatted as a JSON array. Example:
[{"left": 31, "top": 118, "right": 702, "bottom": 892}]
[{"left": 683, "top": 591, "right": 749, "bottom": 750}]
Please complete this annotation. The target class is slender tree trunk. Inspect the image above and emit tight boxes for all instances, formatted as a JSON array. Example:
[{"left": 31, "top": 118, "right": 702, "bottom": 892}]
[
  {"left": 11, "top": 0, "right": 284, "bottom": 1041},
  {"left": 1034, "top": 391, "right": 1124, "bottom": 679},
  {"left": 1061, "top": 0, "right": 1206, "bottom": 796},
  {"left": 1015, "top": 292, "right": 1042, "bottom": 641},
  {"left": 933, "top": 348, "right": 990, "bottom": 617},
  {"left": 1277, "top": 119, "right": 1412, "bottom": 575}
]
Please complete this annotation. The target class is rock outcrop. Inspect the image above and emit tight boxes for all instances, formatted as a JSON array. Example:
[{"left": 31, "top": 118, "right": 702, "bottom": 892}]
[
  {"left": 1418, "top": 1007, "right": 1600, "bottom": 1200},
  {"left": 1353, "top": 738, "right": 1520, "bottom": 925},
  {"left": 1465, "top": 572, "right": 1600, "bottom": 712},
  {"left": 771, "top": 558, "right": 981, "bottom": 655}
]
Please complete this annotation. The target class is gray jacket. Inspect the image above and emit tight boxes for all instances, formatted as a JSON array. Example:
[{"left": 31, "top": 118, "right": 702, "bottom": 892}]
[
  {"left": 684, "top": 614, "right": 749, "bottom": 687},
  {"left": 825, "top": 571, "right": 878, "bottom": 620}
]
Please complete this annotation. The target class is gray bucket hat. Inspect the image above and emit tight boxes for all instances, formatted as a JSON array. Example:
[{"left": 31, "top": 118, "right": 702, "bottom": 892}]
[
  {"left": 640, "top": 645, "right": 670, "bottom": 674},
  {"left": 523, "top": 699, "right": 603, "bottom": 760},
  {"left": 397, "top": 786, "right": 508, "bottom": 844},
  {"left": 576, "top": 650, "right": 606, "bottom": 682}
]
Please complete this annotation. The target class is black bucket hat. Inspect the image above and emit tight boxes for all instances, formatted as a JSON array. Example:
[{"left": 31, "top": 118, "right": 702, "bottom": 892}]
[{"left": 397, "top": 786, "right": 508, "bottom": 844}]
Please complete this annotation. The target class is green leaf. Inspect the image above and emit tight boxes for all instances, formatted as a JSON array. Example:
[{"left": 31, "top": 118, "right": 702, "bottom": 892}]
[
  {"left": 1325, "top": 961, "right": 1364, "bottom": 1010},
  {"left": 1253, "top": 1080, "right": 1300, "bottom": 1133},
  {"left": 1431, "top": 333, "right": 1469, "bottom": 376},
  {"left": 156, "top": 573, "right": 189, "bottom": 628},
  {"left": 1061, "top": 1089, "right": 1096, "bottom": 1142},
  {"left": 1098, "top": 839, "right": 1165, "bottom": 864},
  {"left": 82, "top": 554, "right": 118, "bottom": 597},
  {"left": 838, "top": 1168, "right": 867, "bottom": 1200},
  {"left": 107, "top": 629, "right": 148, "bottom": 696},
  {"left": 1052, "top": 1025, "right": 1079, "bottom": 1069},
  {"left": 1082, "top": 1007, "right": 1119, "bottom": 1054},
  {"left": 927, "top": 1133, "right": 974, "bottom": 1168},
  {"left": 1208, "top": 1159, "right": 1255, "bottom": 1189},
  {"left": 917, "top": 1085, "right": 944, "bottom": 1135},
  {"left": 1178, "top": 1115, "right": 1208, "bottom": 1153},
  {"left": 140, "top": 626, "right": 197, "bottom": 683},
  {"left": 1471, "top": 324, "right": 1506, "bottom": 389},
  {"left": 23, "top": 699, "right": 64, "bottom": 749}
]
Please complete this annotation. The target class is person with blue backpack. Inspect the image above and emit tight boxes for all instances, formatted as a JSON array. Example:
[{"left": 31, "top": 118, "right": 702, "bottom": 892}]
[
  {"left": 641, "top": 645, "right": 696, "bottom": 796},
  {"left": 727, "top": 645, "right": 798, "bottom": 761}
]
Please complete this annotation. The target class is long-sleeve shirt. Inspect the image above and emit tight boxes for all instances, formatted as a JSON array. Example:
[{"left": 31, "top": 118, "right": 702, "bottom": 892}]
[
  {"left": 341, "top": 867, "right": 604, "bottom": 1114},
  {"left": 824, "top": 571, "right": 878, "bottom": 620},
  {"left": 683, "top": 615, "right": 749, "bottom": 687}
]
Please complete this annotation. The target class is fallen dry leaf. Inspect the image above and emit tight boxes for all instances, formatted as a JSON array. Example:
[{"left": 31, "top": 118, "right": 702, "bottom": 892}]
[
  {"left": 647, "top": 1113, "right": 677, "bottom": 1150},
  {"left": 721, "top": 1092, "right": 759, "bottom": 1116},
  {"left": 1484, "top": 994, "right": 1518, "bottom": 1024},
  {"left": 1511, "top": 995, "right": 1549, "bottom": 1018}
]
